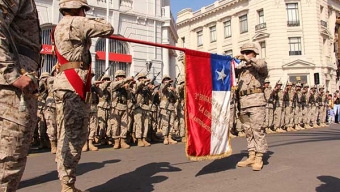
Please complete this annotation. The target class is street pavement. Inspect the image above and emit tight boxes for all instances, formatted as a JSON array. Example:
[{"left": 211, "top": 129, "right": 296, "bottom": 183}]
[{"left": 18, "top": 124, "right": 340, "bottom": 192}]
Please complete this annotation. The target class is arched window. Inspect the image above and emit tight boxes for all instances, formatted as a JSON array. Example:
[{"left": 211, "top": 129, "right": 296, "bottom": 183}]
[
  {"left": 95, "top": 38, "right": 130, "bottom": 80},
  {"left": 40, "top": 25, "right": 57, "bottom": 73}
]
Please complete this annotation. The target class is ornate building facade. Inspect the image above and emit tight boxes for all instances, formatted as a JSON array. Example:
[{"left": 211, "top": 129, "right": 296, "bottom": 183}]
[
  {"left": 176, "top": 0, "right": 340, "bottom": 91},
  {"left": 36, "top": 0, "right": 178, "bottom": 81}
]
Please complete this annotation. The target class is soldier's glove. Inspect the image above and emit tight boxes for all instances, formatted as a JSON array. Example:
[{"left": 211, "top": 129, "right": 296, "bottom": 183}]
[
  {"left": 235, "top": 55, "right": 245, "bottom": 60},
  {"left": 124, "top": 77, "right": 134, "bottom": 83}
]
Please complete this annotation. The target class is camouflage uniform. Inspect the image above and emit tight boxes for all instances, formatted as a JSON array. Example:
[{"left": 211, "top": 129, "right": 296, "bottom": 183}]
[
  {"left": 273, "top": 82, "right": 285, "bottom": 132},
  {"left": 147, "top": 83, "right": 161, "bottom": 142},
  {"left": 263, "top": 79, "right": 274, "bottom": 133},
  {"left": 37, "top": 76, "right": 48, "bottom": 149},
  {"left": 0, "top": 1, "right": 41, "bottom": 191},
  {"left": 97, "top": 75, "right": 111, "bottom": 142},
  {"left": 294, "top": 83, "right": 304, "bottom": 130},
  {"left": 174, "top": 79, "right": 185, "bottom": 141},
  {"left": 301, "top": 84, "right": 312, "bottom": 128},
  {"left": 53, "top": 0, "right": 113, "bottom": 187},
  {"left": 318, "top": 85, "right": 327, "bottom": 127},
  {"left": 235, "top": 42, "right": 268, "bottom": 171},
  {"left": 307, "top": 86, "right": 317, "bottom": 128},
  {"left": 283, "top": 82, "right": 295, "bottom": 131}
]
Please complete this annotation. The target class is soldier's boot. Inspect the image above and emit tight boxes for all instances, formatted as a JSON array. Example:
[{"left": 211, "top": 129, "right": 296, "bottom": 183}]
[
  {"left": 291, "top": 126, "right": 298, "bottom": 132},
  {"left": 237, "top": 151, "right": 255, "bottom": 167},
  {"left": 305, "top": 124, "right": 313, "bottom": 129},
  {"left": 137, "top": 139, "right": 145, "bottom": 147},
  {"left": 181, "top": 136, "right": 187, "bottom": 143},
  {"left": 82, "top": 141, "right": 88, "bottom": 152},
  {"left": 142, "top": 138, "right": 151, "bottom": 147},
  {"left": 151, "top": 132, "right": 162, "bottom": 142},
  {"left": 163, "top": 136, "right": 169, "bottom": 145},
  {"left": 238, "top": 131, "right": 246, "bottom": 137},
  {"left": 286, "top": 127, "right": 293, "bottom": 132},
  {"left": 322, "top": 123, "right": 328, "bottom": 127},
  {"left": 113, "top": 139, "right": 120, "bottom": 149},
  {"left": 276, "top": 128, "right": 285, "bottom": 133},
  {"left": 50, "top": 140, "right": 57, "bottom": 154},
  {"left": 61, "top": 183, "right": 88, "bottom": 192},
  {"left": 313, "top": 123, "right": 320, "bottom": 128},
  {"left": 88, "top": 140, "right": 98, "bottom": 151},
  {"left": 168, "top": 135, "right": 177, "bottom": 144},
  {"left": 230, "top": 133, "right": 237, "bottom": 138},
  {"left": 120, "top": 139, "right": 130, "bottom": 149},
  {"left": 295, "top": 125, "right": 301, "bottom": 131},
  {"left": 252, "top": 153, "right": 264, "bottom": 171},
  {"left": 266, "top": 128, "right": 274, "bottom": 134}
]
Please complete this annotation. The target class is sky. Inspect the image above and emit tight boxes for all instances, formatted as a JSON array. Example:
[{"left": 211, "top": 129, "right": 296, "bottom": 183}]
[{"left": 170, "top": 0, "right": 216, "bottom": 20}]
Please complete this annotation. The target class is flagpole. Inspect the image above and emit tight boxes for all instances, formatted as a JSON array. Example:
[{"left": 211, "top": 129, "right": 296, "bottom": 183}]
[{"left": 105, "top": 0, "right": 110, "bottom": 74}]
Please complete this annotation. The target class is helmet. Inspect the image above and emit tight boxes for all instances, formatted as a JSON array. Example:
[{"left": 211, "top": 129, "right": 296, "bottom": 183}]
[
  {"left": 286, "top": 81, "right": 293, "bottom": 86},
  {"left": 264, "top": 78, "right": 270, "bottom": 83},
  {"left": 296, "top": 83, "right": 302, "bottom": 87},
  {"left": 101, "top": 74, "right": 110, "bottom": 81},
  {"left": 276, "top": 80, "right": 283, "bottom": 85},
  {"left": 240, "top": 42, "right": 259, "bottom": 55},
  {"left": 137, "top": 72, "right": 147, "bottom": 80},
  {"left": 319, "top": 84, "right": 325, "bottom": 89},
  {"left": 91, "top": 70, "right": 95, "bottom": 75},
  {"left": 40, "top": 72, "right": 50, "bottom": 79},
  {"left": 115, "top": 70, "right": 126, "bottom": 78},
  {"left": 59, "top": 0, "right": 91, "bottom": 12},
  {"left": 162, "top": 75, "right": 171, "bottom": 82},
  {"left": 303, "top": 83, "right": 309, "bottom": 88}
]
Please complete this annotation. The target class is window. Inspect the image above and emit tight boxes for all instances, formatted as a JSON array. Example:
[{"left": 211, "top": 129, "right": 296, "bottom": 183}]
[
  {"left": 286, "top": 3, "right": 300, "bottom": 26},
  {"left": 197, "top": 30, "right": 203, "bottom": 46},
  {"left": 224, "top": 49, "right": 233, "bottom": 56},
  {"left": 239, "top": 14, "right": 248, "bottom": 33},
  {"left": 260, "top": 41, "right": 266, "bottom": 58},
  {"left": 289, "top": 37, "right": 302, "bottom": 55},
  {"left": 181, "top": 37, "right": 186, "bottom": 47},
  {"left": 258, "top": 9, "right": 264, "bottom": 24},
  {"left": 210, "top": 26, "right": 216, "bottom": 42},
  {"left": 224, "top": 20, "right": 232, "bottom": 38}
]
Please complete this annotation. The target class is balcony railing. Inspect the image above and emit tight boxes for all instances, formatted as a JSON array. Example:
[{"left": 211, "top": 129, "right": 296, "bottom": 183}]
[
  {"left": 321, "top": 20, "right": 328, "bottom": 28},
  {"left": 255, "top": 23, "right": 267, "bottom": 31},
  {"left": 287, "top": 20, "right": 300, "bottom": 27}
]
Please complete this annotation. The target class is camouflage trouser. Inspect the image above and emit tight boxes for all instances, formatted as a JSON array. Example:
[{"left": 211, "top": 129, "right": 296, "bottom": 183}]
[
  {"left": 308, "top": 105, "right": 316, "bottom": 124},
  {"left": 97, "top": 107, "right": 110, "bottom": 139},
  {"left": 149, "top": 110, "right": 158, "bottom": 133},
  {"left": 174, "top": 107, "right": 185, "bottom": 137},
  {"left": 302, "top": 105, "right": 309, "bottom": 124},
  {"left": 239, "top": 106, "right": 268, "bottom": 153},
  {"left": 320, "top": 106, "right": 327, "bottom": 123},
  {"left": 0, "top": 88, "right": 37, "bottom": 192},
  {"left": 37, "top": 110, "right": 47, "bottom": 140},
  {"left": 284, "top": 106, "right": 294, "bottom": 127},
  {"left": 159, "top": 109, "right": 175, "bottom": 136},
  {"left": 110, "top": 108, "right": 128, "bottom": 139},
  {"left": 44, "top": 107, "right": 57, "bottom": 141},
  {"left": 265, "top": 105, "right": 274, "bottom": 128},
  {"left": 133, "top": 108, "right": 149, "bottom": 139},
  {"left": 55, "top": 91, "right": 89, "bottom": 184},
  {"left": 88, "top": 112, "right": 98, "bottom": 140},
  {"left": 294, "top": 106, "right": 302, "bottom": 125},
  {"left": 273, "top": 107, "right": 283, "bottom": 129}
]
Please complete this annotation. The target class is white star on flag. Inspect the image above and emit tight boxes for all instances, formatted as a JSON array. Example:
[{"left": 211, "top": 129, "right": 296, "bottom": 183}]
[{"left": 216, "top": 67, "right": 227, "bottom": 81}]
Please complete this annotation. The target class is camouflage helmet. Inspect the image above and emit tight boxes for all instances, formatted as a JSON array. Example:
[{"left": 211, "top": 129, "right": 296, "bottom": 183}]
[
  {"left": 303, "top": 83, "right": 309, "bottom": 88},
  {"left": 101, "top": 74, "right": 110, "bottom": 81},
  {"left": 115, "top": 70, "right": 126, "bottom": 78},
  {"left": 319, "top": 84, "right": 325, "bottom": 89},
  {"left": 240, "top": 42, "right": 259, "bottom": 55},
  {"left": 296, "top": 83, "right": 302, "bottom": 87},
  {"left": 40, "top": 72, "right": 50, "bottom": 79},
  {"left": 162, "top": 75, "right": 171, "bottom": 82},
  {"left": 264, "top": 78, "right": 270, "bottom": 83},
  {"left": 137, "top": 72, "right": 147, "bottom": 80},
  {"left": 59, "top": 0, "right": 91, "bottom": 12},
  {"left": 286, "top": 81, "right": 293, "bottom": 86},
  {"left": 276, "top": 80, "right": 283, "bottom": 85}
]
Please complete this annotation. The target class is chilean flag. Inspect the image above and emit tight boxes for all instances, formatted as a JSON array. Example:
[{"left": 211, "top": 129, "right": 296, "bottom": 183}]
[{"left": 185, "top": 50, "right": 234, "bottom": 161}]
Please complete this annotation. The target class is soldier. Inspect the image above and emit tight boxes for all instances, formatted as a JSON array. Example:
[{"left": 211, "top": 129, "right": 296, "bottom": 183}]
[
  {"left": 133, "top": 73, "right": 152, "bottom": 147},
  {"left": 301, "top": 84, "right": 313, "bottom": 129},
  {"left": 273, "top": 80, "right": 285, "bottom": 133},
  {"left": 37, "top": 72, "right": 50, "bottom": 149},
  {"left": 147, "top": 82, "right": 162, "bottom": 142},
  {"left": 263, "top": 78, "right": 274, "bottom": 133},
  {"left": 294, "top": 83, "right": 304, "bottom": 130},
  {"left": 174, "top": 78, "right": 186, "bottom": 142},
  {"left": 97, "top": 75, "right": 112, "bottom": 144},
  {"left": 235, "top": 42, "right": 268, "bottom": 171},
  {"left": 0, "top": 1, "right": 41, "bottom": 191},
  {"left": 283, "top": 82, "right": 295, "bottom": 132},
  {"left": 53, "top": 0, "right": 114, "bottom": 191},
  {"left": 82, "top": 71, "right": 103, "bottom": 152},
  {"left": 317, "top": 84, "right": 327, "bottom": 127},
  {"left": 159, "top": 75, "right": 178, "bottom": 145},
  {"left": 110, "top": 70, "right": 134, "bottom": 149},
  {"left": 308, "top": 85, "right": 318, "bottom": 128}
]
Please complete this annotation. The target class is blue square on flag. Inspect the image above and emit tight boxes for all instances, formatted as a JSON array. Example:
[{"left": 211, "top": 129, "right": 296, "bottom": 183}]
[{"left": 211, "top": 54, "right": 232, "bottom": 92}]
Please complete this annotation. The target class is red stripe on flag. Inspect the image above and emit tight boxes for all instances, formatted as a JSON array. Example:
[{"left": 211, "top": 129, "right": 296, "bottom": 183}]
[{"left": 185, "top": 50, "right": 212, "bottom": 158}]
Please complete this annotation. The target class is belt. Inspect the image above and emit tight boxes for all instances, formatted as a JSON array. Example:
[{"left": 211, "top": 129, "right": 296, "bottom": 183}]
[
  {"left": 17, "top": 45, "right": 40, "bottom": 64},
  {"left": 58, "top": 62, "right": 87, "bottom": 73},
  {"left": 239, "top": 88, "right": 263, "bottom": 96}
]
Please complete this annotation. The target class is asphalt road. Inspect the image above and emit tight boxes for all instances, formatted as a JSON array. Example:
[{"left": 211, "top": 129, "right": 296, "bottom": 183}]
[{"left": 17, "top": 124, "right": 340, "bottom": 192}]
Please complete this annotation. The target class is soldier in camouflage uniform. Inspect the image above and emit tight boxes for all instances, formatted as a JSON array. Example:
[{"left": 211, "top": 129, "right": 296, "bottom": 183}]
[
  {"left": 308, "top": 85, "right": 318, "bottom": 128},
  {"left": 273, "top": 80, "right": 286, "bottom": 133},
  {"left": 133, "top": 73, "right": 152, "bottom": 147},
  {"left": 82, "top": 72, "right": 102, "bottom": 152},
  {"left": 37, "top": 72, "right": 49, "bottom": 149},
  {"left": 301, "top": 84, "right": 313, "bottom": 129},
  {"left": 318, "top": 85, "right": 327, "bottom": 127},
  {"left": 97, "top": 75, "right": 112, "bottom": 145},
  {"left": 110, "top": 70, "right": 134, "bottom": 149},
  {"left": 159, "top": 75, "right": 178, "bottom": 145},
  {"left": 263, "top": 78, "right": 274, "bottom": 133},
  {"left": 53, "top": 0, "right": 114, "bottom": 190},
  {"left": 235, "top": 42, "right": 268, "bottom": 171},
  {"left": 283, "top": 82, "right": 296, "bottom": 132},
  {"left": 0, "top": 1, "right": 41, "bottom": 191},
  {"left": 174, "top": 78, "right": 186, "bottom": 142},
  {"left": 294, "top": 83, "right": 304, "bottom": 130},
  {"left": 147, "top": 82, "right": 162, "bottom": 142}
]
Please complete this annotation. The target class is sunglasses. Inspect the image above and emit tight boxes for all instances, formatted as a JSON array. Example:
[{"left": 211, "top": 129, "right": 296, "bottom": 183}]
[{"left": 241, "top": 50, "right": 254, "bottom": 55}]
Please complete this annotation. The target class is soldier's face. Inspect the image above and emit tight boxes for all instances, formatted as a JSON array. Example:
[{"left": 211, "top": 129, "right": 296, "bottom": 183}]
[{"left": 264, "top": 83, "right": 269, "bottom": 88}]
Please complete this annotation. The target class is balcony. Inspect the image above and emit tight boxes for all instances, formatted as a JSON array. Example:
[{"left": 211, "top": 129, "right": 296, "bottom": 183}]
[
  {"left": 255, "top": 23, "right": 267, "bottom": 31},
  {"left": 287, "top": 20, "right": 300, "bottom": 27},
  {"left": 321, "top": 20, "right": 328, "bottom": 28}
]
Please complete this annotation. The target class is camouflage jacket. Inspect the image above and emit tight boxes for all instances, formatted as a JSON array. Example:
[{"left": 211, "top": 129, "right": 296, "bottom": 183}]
[{"left": 159, "top": 81, "right": 177, "bottom": 111}]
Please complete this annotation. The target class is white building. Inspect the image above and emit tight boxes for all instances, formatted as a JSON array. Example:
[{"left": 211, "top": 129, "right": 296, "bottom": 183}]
[
  {"left": 36, "top": 0, "right": 178, "bottom": 81},
  {"left": 176, "top": 0, "right": 340, "bottom": 92}
]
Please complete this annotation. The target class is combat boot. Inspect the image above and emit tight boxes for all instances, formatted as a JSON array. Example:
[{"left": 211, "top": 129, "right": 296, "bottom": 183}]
[
  {"left": 237, "top": 151, "right": 255, "bottom": 167},
  {"left": 82, "top": 141, "right": 88, "bottom": 152},
  {"left": 305, "top": 124, "right": 313, "bottom": 129},
  {"left": 88, "top": 140, "right": 98, "bottom": 151},
  {"left": 286, "top": 127, "right": 293, "bottom": 132},
  {"left": 137, "top": 139, "right": 145, "bottom": 147},
  {"left": 238, "top": 131, "right": 246, "bottom": 137},
  {"left": 142, "top": 138, "right": 151, "bottom": 147},
  {"left": 276, "top": 128, "right": 286, "bottom": 133},
  {"left": 61, "top": 183, "right": 88, "bottom": 192},
  {"left": 163, "top": 136, "right": 169, "bottom": 145},
  {"left": 252, "top": 152, "right": 264, "bottom": 171},
  {"left": 313, "top": 123, "right": 320, "bottom": 128},
  {"left": 120, "top": 139, "right": 130, "bottom": 149},
  {"left": 113, "top": 139, "right": 120, "bottom": 149},
  {"left": 151, "top": 132, "right": 162, "bottom": 142},
  {"left": 295, "top": 125, "right": 301, "bottom": 131},
  {"left": 50, "top": 140, "right": 57, "bottom": 154},
  {"left": 181, "top": 136, "right": 187, "bottom": 143},
  {"left": 168, "top": 135, "right": 177, "bottom": 144},
  {"left": 266, "top": 128, "right": 274, "bottom": 134}
]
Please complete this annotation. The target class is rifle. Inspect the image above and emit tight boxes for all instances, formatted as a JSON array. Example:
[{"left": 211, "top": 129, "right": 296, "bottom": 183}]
[
  {"left": 97, "top": 64, "right": 112, "bottom": 81},
  {"left": 172, "top": 73, "right": 181, "bottom": 88},
  {"left": 150, "top": 71, "right": 161, "bottom": 85},
  {"left": 133, "top": 69, "right": 144, "bottom": 79}
]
